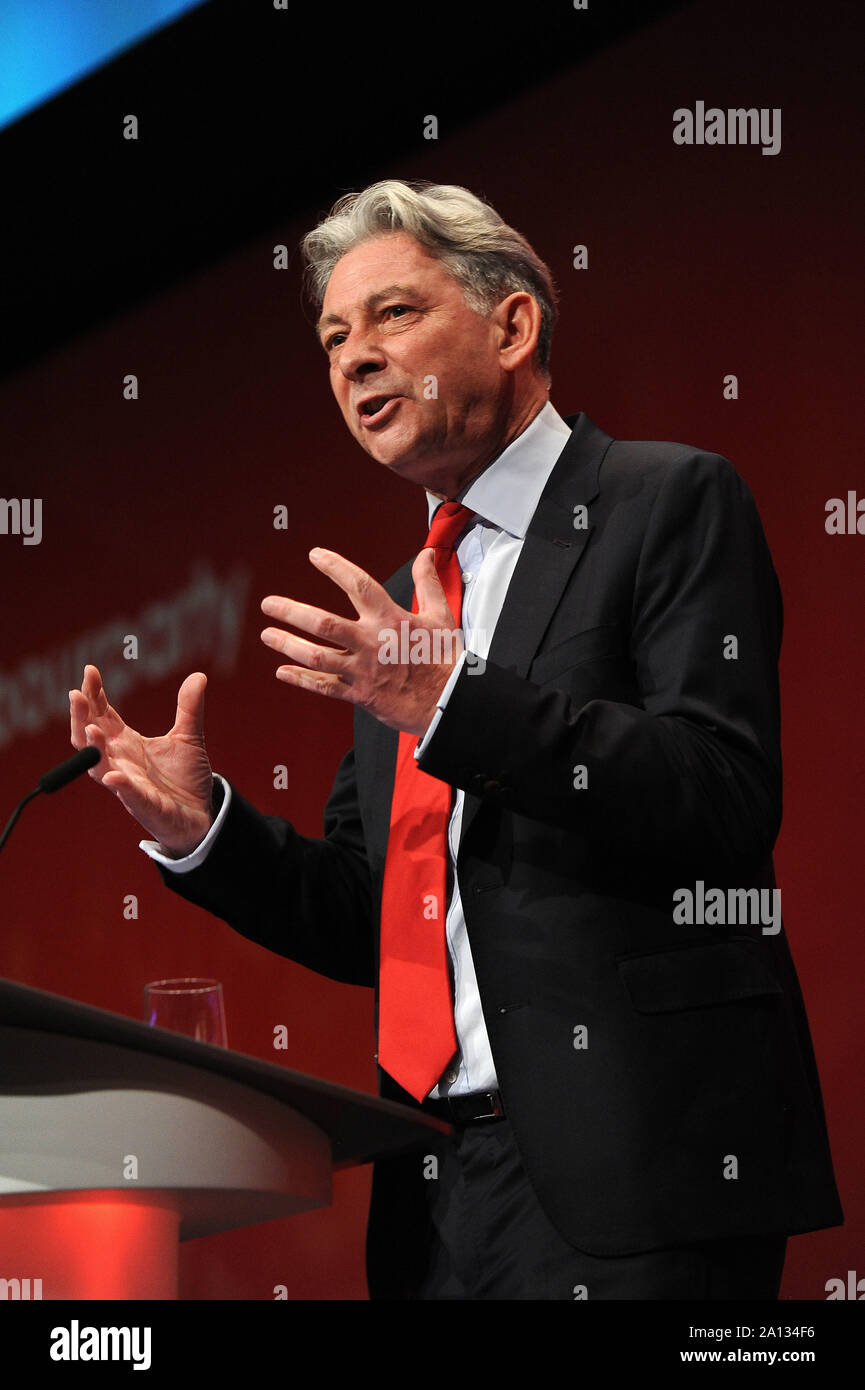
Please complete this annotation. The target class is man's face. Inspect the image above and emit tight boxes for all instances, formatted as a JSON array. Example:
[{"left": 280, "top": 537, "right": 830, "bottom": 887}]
[{"left": 318, "top": 231, "right": 512, "bottom": 496}]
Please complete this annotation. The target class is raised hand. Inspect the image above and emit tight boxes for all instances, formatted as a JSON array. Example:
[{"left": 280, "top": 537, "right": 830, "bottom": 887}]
[
  {"left": 69, "top": 664, "right": 215, "bottom": 856},
  {"left": 260, "top": 546, "right": 464, "bottom": 735}
]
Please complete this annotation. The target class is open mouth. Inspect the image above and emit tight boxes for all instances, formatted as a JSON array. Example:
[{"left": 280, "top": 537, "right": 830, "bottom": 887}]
[{"left": 358, "top": 395, "right": 402, "bottom": 427}]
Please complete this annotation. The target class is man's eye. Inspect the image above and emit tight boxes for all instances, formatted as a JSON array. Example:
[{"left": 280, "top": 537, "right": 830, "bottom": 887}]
[{"left": 324, "top": 306, "right": 412, "bottom": 351}]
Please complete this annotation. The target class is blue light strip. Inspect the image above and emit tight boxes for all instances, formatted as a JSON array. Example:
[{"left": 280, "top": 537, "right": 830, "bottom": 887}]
[{"left": 0, "top": 0, "right": 208, "bottom": 131}]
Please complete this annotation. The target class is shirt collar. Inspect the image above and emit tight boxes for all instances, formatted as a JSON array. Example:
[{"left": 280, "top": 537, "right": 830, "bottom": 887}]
[{"left": 424, "top": 400, "right": 572, "bottom": 538}]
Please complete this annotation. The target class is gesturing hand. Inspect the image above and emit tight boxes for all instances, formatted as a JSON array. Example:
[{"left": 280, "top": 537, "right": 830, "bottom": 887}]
[
  {"left": 69, "top": 664, "right": 215, "bottom": 856},
  {"left": 260, "top": 547, "right": 465, "bottom": 735}
]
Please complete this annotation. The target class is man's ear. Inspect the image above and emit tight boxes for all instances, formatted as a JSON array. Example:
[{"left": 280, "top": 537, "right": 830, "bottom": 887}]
[{"left": 493, "top": 291, "right": 542, "bottom": 373}]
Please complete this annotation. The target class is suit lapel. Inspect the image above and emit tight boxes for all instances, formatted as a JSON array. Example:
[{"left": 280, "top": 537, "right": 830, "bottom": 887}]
[
  {"left": 455, "top": 411, "right": 613, "bottom": 846},
  {"left": 481, "top": 412, "right": 610, "bottom": 678}
]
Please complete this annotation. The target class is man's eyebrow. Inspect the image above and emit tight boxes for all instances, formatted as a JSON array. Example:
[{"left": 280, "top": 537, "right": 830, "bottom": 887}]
[{"left": 316, "top": 285, "right": 422, "bottom": 338}]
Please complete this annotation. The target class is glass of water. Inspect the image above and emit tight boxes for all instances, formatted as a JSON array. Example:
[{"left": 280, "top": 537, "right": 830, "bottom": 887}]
[{"left": 143, "top": 977, "right": 227, "bottom": 1047}]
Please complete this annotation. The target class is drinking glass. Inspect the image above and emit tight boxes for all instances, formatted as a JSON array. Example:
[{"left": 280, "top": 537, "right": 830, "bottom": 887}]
[{"left": 143, "top": 977, "right": 227, "bottom": 1047}]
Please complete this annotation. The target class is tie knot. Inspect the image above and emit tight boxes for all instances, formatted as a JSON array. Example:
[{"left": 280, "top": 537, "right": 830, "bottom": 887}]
[{"left": 425, "top": 501, "right": 474, "bottom": 553}]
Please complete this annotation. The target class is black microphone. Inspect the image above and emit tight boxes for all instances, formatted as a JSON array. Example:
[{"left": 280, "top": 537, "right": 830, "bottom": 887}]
[
  {"left": 0, "top": 746, "right": 102, "bottom": 855},
  {"left": 38, "top": 746, "right": 101, "bottom": 794}
]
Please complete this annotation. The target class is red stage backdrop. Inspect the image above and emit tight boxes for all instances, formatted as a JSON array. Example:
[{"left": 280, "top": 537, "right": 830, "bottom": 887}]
[{"left": 1, "top": 0, "right": 861, "bottom": 1299}]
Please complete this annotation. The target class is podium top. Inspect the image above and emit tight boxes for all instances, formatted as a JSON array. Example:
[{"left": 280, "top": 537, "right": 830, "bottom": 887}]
[{"left": 0, "top": 978, "right": 449, "bottom": 1167}]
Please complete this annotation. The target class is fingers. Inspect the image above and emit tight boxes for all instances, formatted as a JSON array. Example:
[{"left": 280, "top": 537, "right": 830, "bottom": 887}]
[
  {"left": 70, "top": 663, "right": 110, "bottom": 775},
  {"left": 82, "top": 721, "right": 110, "bottom": 777},
  {"left": 260, "top": 594, "right": 358, "bottom": 652},
  {"left": 171, "top": 672, "right": 207, "bottom": 739},
  {"left": 261, "top": 627, "right": 352, "bottom": 678},
  {"left": 273, "top": 663, "right": 350, "bottom": 699},
  {"left": 70, "top": 664, "right": 124, "bottom": 748},
  {"left": 260, "top": 584, "right": 357, "bottom": 676},
  {"left": 307, "top": 547, "right": 392, "bottom": 619},
  {"left": 69, "top": 689, "right": 90, "bottom": 749},
  {"left": 82, "top": 664, "right": 109, "bottom": 715},
  {"left": 70, "top": 665, "right": 100, "bottom": 747}
]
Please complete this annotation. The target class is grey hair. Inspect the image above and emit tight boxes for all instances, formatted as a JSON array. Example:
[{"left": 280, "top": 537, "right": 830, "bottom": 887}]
[{"left": 300, "top": 179, "right": 558, "bottom": 379}]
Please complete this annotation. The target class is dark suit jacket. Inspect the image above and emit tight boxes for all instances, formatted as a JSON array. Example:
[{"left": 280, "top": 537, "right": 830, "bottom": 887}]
[{"left": 160, "top": 412, "right": 843, "bottom": 1298}]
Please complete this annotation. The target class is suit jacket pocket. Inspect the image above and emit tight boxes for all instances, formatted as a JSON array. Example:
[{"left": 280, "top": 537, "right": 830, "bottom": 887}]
[
  {"left": 529, "top": 623, "right": 623, "bottom": 685},
  {"left": 617, "top": 938, "right": 784, "bottom": 1014}
]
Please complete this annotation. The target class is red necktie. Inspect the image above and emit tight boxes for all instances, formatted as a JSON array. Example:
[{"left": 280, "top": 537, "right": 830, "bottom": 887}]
[{"left": 377, "top": 501, "right": 475, "bottom": 1102}]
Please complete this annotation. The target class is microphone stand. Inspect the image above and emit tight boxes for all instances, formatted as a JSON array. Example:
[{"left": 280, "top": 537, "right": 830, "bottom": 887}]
[{"left": 0, "top": 748, "right": 101, "bottom": 856}]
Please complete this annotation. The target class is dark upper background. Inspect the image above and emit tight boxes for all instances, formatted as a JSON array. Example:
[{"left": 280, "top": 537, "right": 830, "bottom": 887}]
[{"left": 0, "top": 0, "right": 861, "bottom": 1299}]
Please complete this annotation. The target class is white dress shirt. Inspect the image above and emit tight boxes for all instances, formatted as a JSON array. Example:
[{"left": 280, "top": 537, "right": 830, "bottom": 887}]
[{"left": 141, "top": 401, "right": 573, "bottom": 1099}]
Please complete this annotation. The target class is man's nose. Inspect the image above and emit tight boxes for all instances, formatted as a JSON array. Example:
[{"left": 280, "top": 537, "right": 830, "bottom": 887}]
[{"left": 337, "top": 330, "right": 387, "bottom": 381}]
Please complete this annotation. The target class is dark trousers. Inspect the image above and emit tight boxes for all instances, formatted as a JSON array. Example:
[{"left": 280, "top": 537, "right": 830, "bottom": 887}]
[{"left": 414, "top": 1115, "right": 787, "bottom": 1300}]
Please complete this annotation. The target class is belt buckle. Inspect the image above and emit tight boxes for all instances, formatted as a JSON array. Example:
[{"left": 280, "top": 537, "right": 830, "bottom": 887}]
[{"left": 476, "top": 1090, "right": 504, "bottom": 1120}]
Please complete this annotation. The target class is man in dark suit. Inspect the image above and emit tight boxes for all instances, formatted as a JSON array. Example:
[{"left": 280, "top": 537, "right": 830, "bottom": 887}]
[{"left": 70, "top": 180, "right": 842, "bottom": 1299}]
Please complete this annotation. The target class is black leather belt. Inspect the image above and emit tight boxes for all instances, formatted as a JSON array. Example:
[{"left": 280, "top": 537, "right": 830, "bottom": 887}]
[{"left": 422, "top": 1089, "right": 505, "bottom": 1124}]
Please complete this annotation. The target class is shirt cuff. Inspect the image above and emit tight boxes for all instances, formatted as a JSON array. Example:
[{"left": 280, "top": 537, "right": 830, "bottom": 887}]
[
  {"left": 414, "top": 649, "right": 468, "bottom": 760},
  {"left": 139, "top": 775, "right": 232, "bottom": 874}
]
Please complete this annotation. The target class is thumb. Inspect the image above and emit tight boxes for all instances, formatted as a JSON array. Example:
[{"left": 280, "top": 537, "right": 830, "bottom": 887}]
[
  {"left": 172, "top": 672, "right": 207, "bottom": 739},
  {"left": 413, "top": 549, "right": 456, "bottom": 623}
]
